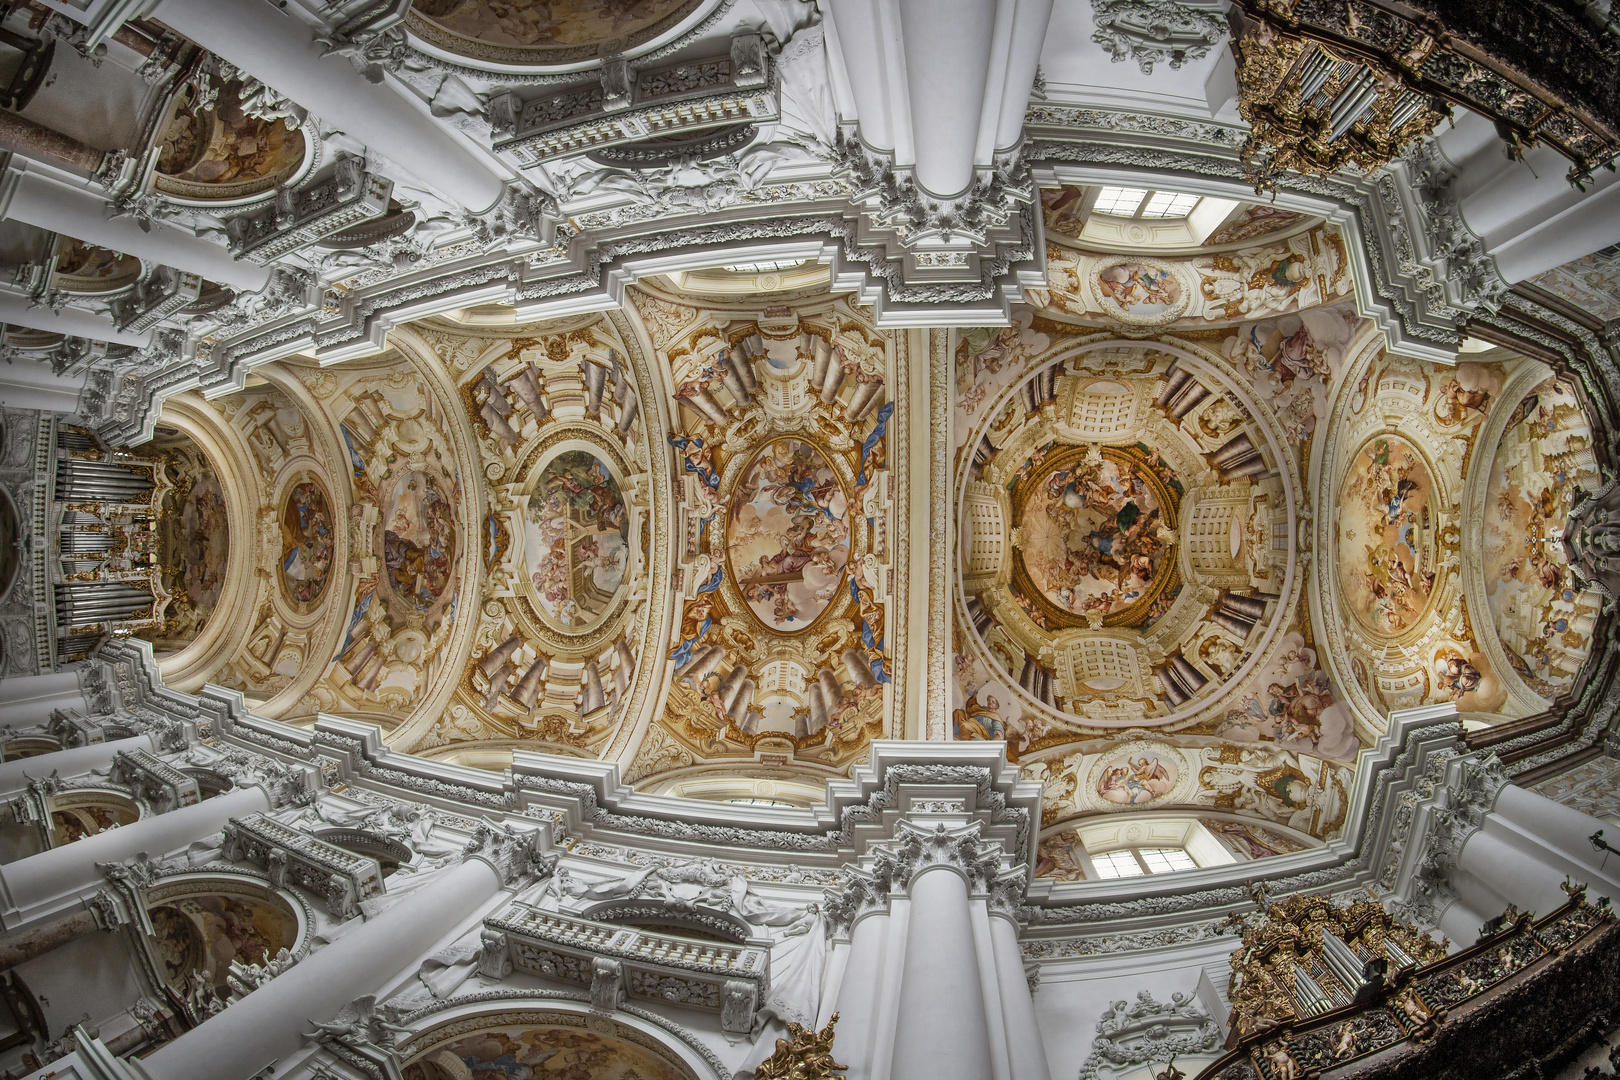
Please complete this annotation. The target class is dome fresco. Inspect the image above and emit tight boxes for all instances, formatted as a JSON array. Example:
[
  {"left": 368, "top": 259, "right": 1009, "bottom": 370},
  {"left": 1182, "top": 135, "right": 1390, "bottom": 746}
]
[{"left": 9, "top": 4, "right": 1620, "bottom": 1078}]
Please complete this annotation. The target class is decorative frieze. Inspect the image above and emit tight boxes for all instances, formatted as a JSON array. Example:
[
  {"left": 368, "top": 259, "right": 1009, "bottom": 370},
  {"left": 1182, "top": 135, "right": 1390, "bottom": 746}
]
[
  {"left": 109, "top": 748, "right": 199, "bottom": 813},
  {"left": 492, "top": 35, "right": 776, "bottom": 167},
  {"left": 222, "top": 812, "right": 383, "bottom": 919},
  {"left": 486, "top": 904, "right": 768, "bottom": 1033},
  {"left": 226, "top": 161, "right": 392, "bottom": 265}
]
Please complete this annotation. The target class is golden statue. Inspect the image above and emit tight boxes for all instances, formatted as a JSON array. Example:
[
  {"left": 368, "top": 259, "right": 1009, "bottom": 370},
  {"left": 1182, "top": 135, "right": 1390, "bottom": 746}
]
[{"left": 752, "top": 1014, "right": 847, "bottom": 1080}]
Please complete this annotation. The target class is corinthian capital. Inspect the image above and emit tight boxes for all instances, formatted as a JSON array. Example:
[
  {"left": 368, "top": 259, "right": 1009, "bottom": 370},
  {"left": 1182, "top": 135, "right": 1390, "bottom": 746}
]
[{"left": 873, "top": 821, "right": 1007, "bottom": 895}]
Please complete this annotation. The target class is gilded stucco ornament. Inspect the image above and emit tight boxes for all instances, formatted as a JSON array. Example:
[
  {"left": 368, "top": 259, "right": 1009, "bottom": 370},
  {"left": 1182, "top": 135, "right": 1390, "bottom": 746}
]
[{"left": 1230, "top": 7, "right": 1449, "bottom": 191}]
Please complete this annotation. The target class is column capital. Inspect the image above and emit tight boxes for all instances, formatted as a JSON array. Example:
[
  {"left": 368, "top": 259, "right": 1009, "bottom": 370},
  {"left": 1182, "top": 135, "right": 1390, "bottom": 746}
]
[
  {"left": 823, "top": 866, "right": 890, "bottom": 936},
  {"left": 874, "top": 820, "right": 1007, "bottom": 895},
  {"left": 460, "top": 822, "right": 554, "bottom": 888},
  {"left": 1394, "top": 751, "right": 1511, "bottom": 929}
]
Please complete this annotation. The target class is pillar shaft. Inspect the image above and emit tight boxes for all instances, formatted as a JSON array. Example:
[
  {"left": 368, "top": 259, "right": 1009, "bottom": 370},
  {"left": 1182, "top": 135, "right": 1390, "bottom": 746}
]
[
  {"left": 0, "top": 674, "right": 87, "bottom": 729},
  {"left": 1495, "top": 783, "right": 1620, "bottom": 886},
  {"left": 0, "top": 906, "right": 98, "bottom": 969},
  {"left": 1, "top": 169, "right": 270, "bottom": 293},
  {"left": 0, "top": 784, "right": 269, "bottom": 928},
  {"left": 988, "top": 916, "right": 1051, "bottom": 1080},
  {"left": 141, "top": 857, "right": 502, "bottom": 1080},
  {"left": 0, "top": 734, "right": 152, "bottom": 797},
  {"left": 830, "top": 912, "right": 892, "bottom": 1080},
  {"left": 1456, "top": 827, "right": 1572, "bottom": 917},
  {"left": 890, "top": 868, "right": 993, "bottom": 1080},
  {"left": 1436, "top": 893, "right": 1490, "bottom": 950},
  {"left": 0, "top": 289, "right": 151, "bottom": 349},
  {"left": 150, "top": 0, "right": 505, "bottom": 213},
  {"left": 0, "top": 108, "right": 106, "bottom": 175},
  {"left": 0, "top": 672, "right": 81, "bottom": 704}
]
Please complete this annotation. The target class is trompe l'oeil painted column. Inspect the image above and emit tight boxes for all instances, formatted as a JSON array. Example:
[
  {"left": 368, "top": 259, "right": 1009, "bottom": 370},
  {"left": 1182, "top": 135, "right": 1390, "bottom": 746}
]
[
  {"left": 824, "top": 820, "right": 1051, "bottom": 1080},
  {"left": 137, "top": 826, "right": 547, "bottom": 1080}
]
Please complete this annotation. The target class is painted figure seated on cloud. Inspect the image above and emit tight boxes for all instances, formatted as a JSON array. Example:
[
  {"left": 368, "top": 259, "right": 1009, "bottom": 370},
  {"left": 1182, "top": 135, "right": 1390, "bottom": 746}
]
[
  {"left": 1214, "top": 632, "right": 1360, "bottom": 761},
  {"left": 1223, "top": 307, "right": 1355, "bottom": 443}
]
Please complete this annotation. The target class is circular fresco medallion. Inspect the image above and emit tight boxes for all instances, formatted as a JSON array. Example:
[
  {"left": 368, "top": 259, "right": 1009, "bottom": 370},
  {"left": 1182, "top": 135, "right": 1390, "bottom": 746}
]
[
  {"left": 1336, "top": 434, "right": 1438, "bottom": 636},
  {"left": 1092, "top": 260, "right": 1188, "bottom": 324},
  {"left": 726, "top": 438, "right": 851, "bottom": 633},
  {"left": 278, "top": 479, "right": 334, "bottom": 609},
  {"left": 523, "top": 448, "right": 631, "bottom": 632},
  {"left": 379, "top": 470, "right": 456, "bottom": 611},
  {"left": 1009, "top": 444, "right": 1182, "bottom": 629},
  {"left": 1085, "top": 741, "right": 1192, "bottom": 810}
]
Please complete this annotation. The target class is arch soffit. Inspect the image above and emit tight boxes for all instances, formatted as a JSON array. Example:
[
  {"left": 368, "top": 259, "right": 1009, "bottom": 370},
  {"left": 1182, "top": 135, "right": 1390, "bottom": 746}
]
[
  {"left": 394, "top": 999, "right": 720, "bottom": 1080},
  {"left": 1311, "top": 346, "right": 1553, "bottom": 728},
  {"left": 148, "top": 395, "right": 265, "bottom": 693},
  {"left": 242, "top": 362, "right": 361, "bottom": 719},
  {"left": 342, "top": 326, "right": 492, "bottom": 748},
  {"left": 1459, "top": 358, "right": 1562, "bottom": 713}
]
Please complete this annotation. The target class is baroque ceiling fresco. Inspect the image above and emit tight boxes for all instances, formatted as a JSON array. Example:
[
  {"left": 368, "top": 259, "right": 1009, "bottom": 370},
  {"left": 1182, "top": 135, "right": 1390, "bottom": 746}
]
[{"left": 147, "top": 184, "right": 1605, "bottom": 866}]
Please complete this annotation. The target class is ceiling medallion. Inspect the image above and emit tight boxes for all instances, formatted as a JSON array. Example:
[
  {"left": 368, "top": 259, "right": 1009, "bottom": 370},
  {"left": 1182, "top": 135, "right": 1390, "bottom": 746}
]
[
  {"left": 1229, "top": 5, "right": 1449, "bottom": 189},
  {"left": 1008, "top": 442, "right": 1183, "bottom": 631}
]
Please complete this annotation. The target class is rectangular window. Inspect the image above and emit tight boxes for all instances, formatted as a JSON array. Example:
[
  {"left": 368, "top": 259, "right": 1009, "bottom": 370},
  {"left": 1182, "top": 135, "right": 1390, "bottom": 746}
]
[
  {"left": 1139, "top": 847, "right": 1198, "bottom": 874},
  {"left": 1091, "top": 850, "right": 1146, "bottom": 878},
  {"left": 1140, "top": 192, "right": 1201, "bottom": 219},
  {"left": 1093, "top": 187, "right": 1147, "bottom": 216}
]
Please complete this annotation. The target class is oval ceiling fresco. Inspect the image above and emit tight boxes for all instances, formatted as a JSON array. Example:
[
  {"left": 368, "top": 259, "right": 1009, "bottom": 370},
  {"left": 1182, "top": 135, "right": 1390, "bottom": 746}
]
[
  {"left": 726, "top": 437, "right": 851, "bottom": 633},
  {"left": 1010, "top": 443, "right": 1181, "bottom": 628},
  {"left": 1337, "top": 434, "right": 1438, "bottom": 637},
  {"left": 381, "top": 469, "right": 457, "bottom": 612},
  {"left": 278, "top": 479, "right": 334, "bottom": 611},
  {"left": 525, "top": 448, "right": 630, "bottom": 632},
  {"left": 406, "top": 0, "right": 704, "bottom": 65}
]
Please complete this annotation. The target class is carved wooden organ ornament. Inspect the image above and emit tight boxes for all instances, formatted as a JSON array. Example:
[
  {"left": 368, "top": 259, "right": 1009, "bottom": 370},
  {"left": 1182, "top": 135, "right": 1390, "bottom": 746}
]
[{"left": 1227, "top": 0, "right": 1620, "bottom": 188}]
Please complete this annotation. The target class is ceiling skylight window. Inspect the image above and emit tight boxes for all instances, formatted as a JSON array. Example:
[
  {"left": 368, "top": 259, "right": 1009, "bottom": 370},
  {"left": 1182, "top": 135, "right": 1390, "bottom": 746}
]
[
  {"left": 721, "top": 260, "right": 807, "bottom": 273},
  {"left": 1139, "top": 847, "right": 1199, "bottom": 873},
  {"left": 1141, "top": 191, "right": 1201, "bottom": 218},
  {"left": 1092, "top": 187, "right": 1148, "bottom": 216},
  {"left": 1091, "top": 187, "right": 1205, "bottom": 221},
  {"left": 1090, "top": 850, "right": 1147, "bottom": 878}
]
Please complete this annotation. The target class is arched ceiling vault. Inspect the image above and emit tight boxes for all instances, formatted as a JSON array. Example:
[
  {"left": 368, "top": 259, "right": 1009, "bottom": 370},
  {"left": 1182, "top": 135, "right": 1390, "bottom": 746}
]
[{"left": 135, "top": 198, "right": 1615, "bottom": 870}]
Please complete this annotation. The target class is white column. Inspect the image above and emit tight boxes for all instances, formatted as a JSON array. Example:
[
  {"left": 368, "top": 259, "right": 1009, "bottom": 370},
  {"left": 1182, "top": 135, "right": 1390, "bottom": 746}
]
[
  {"left": 988, "top": 915, "right": 1051, "bottom": 1080},
  {"left": 0, "top": 674, "right": 86, "bottom": 729},
  {"left": 139, "top": 856, "right": 503, "bottom": 1080},
  {"left": 0, "top": 784, "right": 269, "bottom": 928},
  {"left": 823, "top": 0, "right": 1052, "bottom": 198},
  {"left": 1455, "top": 827, "right": 1575, "bottom": 917},
  {"left": 1494, "top": 783, "right": 1620, "bottom": 885},
  {"left": 890, "top": 867, "right": 993, "bottom": 1080},
  {"left": 829, "top": 911, "right": 892, "bottom": 1080},
  {"left": 816, "top": 941, "right": 850, "bottom": 1029},
  {"left": 0, "top": 734, "right": 153, "bottom": 797},
  {"left": 0, "top": 358, "right": 85, "bottom": 412},
  {"left": 1435, "top": 894, "right": 1488, "bottom": 950},
  {"left": 0, "top": 289, "right": 151, "bottom": 348},
  {"left": 1434, "top": 109, "right": 1620, "bottom": 282},
  {"left": 898, "top": 0, "right": 997, "bottom": 197},
  {"left": 148, "top": 0, "right": 506, "bottom": 213},
  {"left": 0, "top": 169, "right": 270, "bottom": 293}
]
